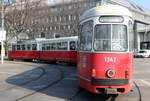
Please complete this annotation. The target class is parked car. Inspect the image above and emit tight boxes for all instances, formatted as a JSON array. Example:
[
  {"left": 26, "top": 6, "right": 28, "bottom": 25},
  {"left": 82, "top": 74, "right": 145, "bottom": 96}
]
[{"left": 134, "top": 50, "right": 150, "bottom": 58}]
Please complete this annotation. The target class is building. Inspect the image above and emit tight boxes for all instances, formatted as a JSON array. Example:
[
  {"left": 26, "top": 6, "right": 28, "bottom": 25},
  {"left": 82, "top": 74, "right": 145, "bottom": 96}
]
[{"left": 2, "top": 0, "right": 150, "bottom": 43}]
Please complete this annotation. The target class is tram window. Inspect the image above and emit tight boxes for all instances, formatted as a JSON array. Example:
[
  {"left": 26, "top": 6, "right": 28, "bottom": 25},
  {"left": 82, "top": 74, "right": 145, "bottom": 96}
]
[
  {"left": 70, "top": 41, "right": 76, "bottom": 50},
  {"left": 12, "top": 45, "right": 16, "bottom": 51},
  {"left": 61, "top": 42, "right": 68, "bottom": 50},
  {"left": 27, "top": 44, "right": 31, "bottom": 50},
  {"left": 46, "top": 44, "right": 50, "bottom": 50},
  {"left": 17, "top": 45, "right": 21, "bottom": 50},
  {"left": 129, "top": 21, "right": 134, "bottom": 51},
  {"left": 112, "top": 25, "right": 127, "bottom": 51},
  {"left": 80, "top": 20, "right": 93, "bottom": 51},
  {"left": 99, "top": 16, "right": 123, "bottom": 23},
  {"left": 57, "top": 43, "right": 61, "bottom": 50},
  {"left": 32, "top": 44, "right": 37, "bottom": 50},
  {"left": 94, "top": 24, "right": 111, "bottom": 51},
  {"left": 51, "top": 43, "right": 56, "bottom": 50},
  {"left": 21, "top": 44, "right": 26, "bottom": 51},
  {"left": 94, "top": 24, "right": 127, "bottom": 51},
  {"left": 42, "top": 44, "right": 46, "bottom": 51}
]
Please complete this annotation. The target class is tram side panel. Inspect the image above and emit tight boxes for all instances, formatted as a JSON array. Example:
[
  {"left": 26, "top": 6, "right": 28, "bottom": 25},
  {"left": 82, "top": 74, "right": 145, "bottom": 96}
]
[
  {"left": 8, "top": 51, "right": 40, "bottom": 60},
  {"left": 40, "top": 51, "right": 77, "bottom": 63},
  {"left": 77, "top": 53, "right": 133, "bottom": 94}
]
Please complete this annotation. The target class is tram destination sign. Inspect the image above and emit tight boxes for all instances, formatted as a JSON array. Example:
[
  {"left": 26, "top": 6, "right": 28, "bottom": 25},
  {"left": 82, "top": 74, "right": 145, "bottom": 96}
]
[{"left": 0, "top": 30, "right": 6, "bottom": 41}]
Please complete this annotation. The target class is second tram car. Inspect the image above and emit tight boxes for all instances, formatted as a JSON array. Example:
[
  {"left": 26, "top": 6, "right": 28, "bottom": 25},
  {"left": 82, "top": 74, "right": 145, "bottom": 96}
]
[
  {"left": 40, "top": 36, "right": 78, "bottom": 63},
  {"left": 8, "top": 40, "right": 41, "bottom": 60},
  {"left": 77, "top": 5, "right": 134, "bottom": 94},
  {"left": 8, "top": 36, "right": 78, "bottom": 63}
]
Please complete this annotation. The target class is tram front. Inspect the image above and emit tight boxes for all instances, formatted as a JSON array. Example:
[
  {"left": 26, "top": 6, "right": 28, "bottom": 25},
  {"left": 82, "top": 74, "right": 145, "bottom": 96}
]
[{"left": 77, "top": 5, "right": 134, "bottom": 94}]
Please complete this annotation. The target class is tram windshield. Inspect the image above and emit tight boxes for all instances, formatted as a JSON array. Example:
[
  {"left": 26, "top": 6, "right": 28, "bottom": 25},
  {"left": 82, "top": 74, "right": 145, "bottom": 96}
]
[{"left": 94, "top": 24, "right": 127, "bottom": 52}]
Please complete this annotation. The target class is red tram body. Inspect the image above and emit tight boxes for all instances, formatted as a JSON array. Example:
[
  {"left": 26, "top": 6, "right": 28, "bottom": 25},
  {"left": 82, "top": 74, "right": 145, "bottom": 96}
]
[
  {"left": 8, "top": 37, "right": 78, "bottom": 63},
  {"left": 39, "top": 37, "right": 77, "bottom": 63},
  {"left": 77, "top": 5, "right": 134, "bottom": 94},
  {"left": 40, "top": 51, "right": 77, "bottom": 63},
  {"left": 8, "top": 51, "right": 40, "bottom": 60},
  {"left": 8, "top": 40, "right": 40, "bottom": 60},
  {"left": 78, "top": 53, "right": 133, "bottom": 94}
]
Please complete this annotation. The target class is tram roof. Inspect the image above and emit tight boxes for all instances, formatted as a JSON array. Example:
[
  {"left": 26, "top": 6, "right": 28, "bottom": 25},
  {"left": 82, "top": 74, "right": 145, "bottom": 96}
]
[
  {"left": 39, "top": 36, "right": 78, "bottom": 43},
  {"left": 80, "top": 5, "right": 132, "bottom": 21}
]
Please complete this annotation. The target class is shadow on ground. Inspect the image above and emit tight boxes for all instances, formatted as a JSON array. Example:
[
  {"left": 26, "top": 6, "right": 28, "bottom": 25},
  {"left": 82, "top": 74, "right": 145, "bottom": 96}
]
[{"left": 5, "top": 63, "right": 132, "bottom": 101}]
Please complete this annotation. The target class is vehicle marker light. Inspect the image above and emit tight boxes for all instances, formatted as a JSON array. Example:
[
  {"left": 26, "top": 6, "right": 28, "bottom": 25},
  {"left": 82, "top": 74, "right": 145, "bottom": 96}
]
[{"left": 92, "top": 69, "right": 96, "bottom": 77}]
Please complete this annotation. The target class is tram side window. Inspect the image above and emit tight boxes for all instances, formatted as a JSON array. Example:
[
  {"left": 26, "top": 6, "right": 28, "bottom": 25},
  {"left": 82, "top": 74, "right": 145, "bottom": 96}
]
[
  {"left": 51, "top": 43, "right": 56, "bottom": 50},
  {"left": 27, "top": 44, "right": 31, "bottom": 51},
  {"left": 21, "top": 44, "right": 26, "bottom": 51},
  {"left": 46, "top": 44, "right": 50, "bottom": 51},
  {"left": 61, "top": 42, "right": 68, "bottom": 50},
  {"left": 42, "top": 44, "right": 46, "bottom": 51},
  {"left": 32, "top": 44, "right": 37, "bottom": 50},
  {"left": 70, "top": 41, "right": 76, "bottom": 50},
  {"left": 129, "top": 21, "right": 134, "bottom": 51},
  {"left": 12, "top": 45, "right": 16, "bottom": 51},
  {"left": 57, "top": 43, "right": 61, "bottom": 50},
  {"left": 17, "top": 45, "right": 21, "bottom": 50},
  {"left": 80, "top": 20, "right": 93, "bottom": 51}
]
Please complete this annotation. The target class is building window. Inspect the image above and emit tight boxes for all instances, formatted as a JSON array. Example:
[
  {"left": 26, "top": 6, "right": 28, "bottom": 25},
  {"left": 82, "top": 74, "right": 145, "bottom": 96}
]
[
  {"left": 68, "top": 15, "right": 71, "bottom": 21},
  {"left": 50, "top": 26, "right": 52, "bottom": 30}
]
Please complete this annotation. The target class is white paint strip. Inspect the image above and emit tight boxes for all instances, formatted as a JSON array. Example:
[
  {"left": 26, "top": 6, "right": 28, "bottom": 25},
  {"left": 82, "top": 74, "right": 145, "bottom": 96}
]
[{"left": 141, "top": 80, "right": 150, "bottom": 86}]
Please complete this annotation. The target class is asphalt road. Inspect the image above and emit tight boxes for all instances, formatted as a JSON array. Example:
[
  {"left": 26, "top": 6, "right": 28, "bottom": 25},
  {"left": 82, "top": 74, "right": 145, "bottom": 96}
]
[{"left": 0, "top": 59, "right": 149, "bottom": 101}]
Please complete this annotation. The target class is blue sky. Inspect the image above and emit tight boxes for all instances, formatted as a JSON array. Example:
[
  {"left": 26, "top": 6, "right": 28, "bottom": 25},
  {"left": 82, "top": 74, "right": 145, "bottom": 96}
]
[{"left": 130, "top": 0, "right": 150, "bottom": 9}]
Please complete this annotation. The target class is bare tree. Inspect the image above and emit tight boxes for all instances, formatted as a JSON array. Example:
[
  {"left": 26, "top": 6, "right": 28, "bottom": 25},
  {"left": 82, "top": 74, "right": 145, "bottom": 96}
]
[{"left": 4, "top": 0, "right": 43, "bottom": 41}]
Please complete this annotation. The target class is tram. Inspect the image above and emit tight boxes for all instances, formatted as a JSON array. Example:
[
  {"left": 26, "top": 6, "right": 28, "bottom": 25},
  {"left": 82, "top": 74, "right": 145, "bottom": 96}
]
[
  {"left": 8, "top": 40, "right": 41, "bottom": 60},
  {"left": 40, "top": 36, "right": 78, "bottom": 63},
  {"left": 8, "top": 36, "right": 78, "bottom": 63},
  {"left": 77, "top": 5, "right": 134, "bottom": 94}
]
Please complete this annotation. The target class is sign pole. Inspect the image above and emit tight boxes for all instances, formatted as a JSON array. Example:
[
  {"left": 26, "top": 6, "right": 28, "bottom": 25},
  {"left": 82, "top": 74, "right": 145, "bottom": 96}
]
[
  {"left": 1, "top": 41, "right": 4, "bottom": 64},
  {"left": 1, "top": 0, "right": 5, "bottom": 64}
]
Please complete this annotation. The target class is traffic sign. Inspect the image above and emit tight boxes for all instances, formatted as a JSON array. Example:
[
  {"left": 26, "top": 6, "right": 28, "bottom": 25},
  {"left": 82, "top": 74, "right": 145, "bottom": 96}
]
[{"left": 0, "top": 30, "right": 6, "bottom": 41}]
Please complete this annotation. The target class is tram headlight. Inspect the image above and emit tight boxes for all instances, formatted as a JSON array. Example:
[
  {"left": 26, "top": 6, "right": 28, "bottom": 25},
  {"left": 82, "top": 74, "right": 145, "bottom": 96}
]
[{"left": 106, "top": 69, "right": 115, "bottom": 78}]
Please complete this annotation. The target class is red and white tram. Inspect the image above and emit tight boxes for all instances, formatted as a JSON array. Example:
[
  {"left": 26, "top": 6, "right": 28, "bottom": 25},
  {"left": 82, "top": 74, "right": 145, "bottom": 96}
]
[
  {"left": 8, "top": 40, "right": 41, "bottom": 60},
  {"left": 8, "top": 36, "right": 78, "bottom": 63},
  {"left": 40, "top": 36, "right": 78, "bottom": 63},
  {"left": 77, "top": 5, "right": 134, "bottom": 94}
]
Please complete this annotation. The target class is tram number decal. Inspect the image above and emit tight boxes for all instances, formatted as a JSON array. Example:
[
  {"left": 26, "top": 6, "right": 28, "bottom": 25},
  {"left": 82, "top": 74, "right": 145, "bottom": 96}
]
[{"left": 104, "top": 57, "right": 117, "bottom": 63}]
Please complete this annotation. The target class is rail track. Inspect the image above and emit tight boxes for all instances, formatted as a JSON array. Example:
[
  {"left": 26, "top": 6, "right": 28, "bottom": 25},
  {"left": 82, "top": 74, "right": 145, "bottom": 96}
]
[
  {"left": 134, "top": 82, "right": 142, "bottom": 101},
  {"left": 13, "top": 65, "right": 64, "bottom": 101},
  {"left": 0, "top": 66, "right": 45, "bottom": 92}
]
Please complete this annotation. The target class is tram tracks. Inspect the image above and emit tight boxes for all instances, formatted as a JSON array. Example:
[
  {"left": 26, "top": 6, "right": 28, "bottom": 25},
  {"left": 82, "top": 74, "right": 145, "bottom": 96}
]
[
  {"left": 0, "top": 66, "right": 46, "bottom": 92},
  {"left": 65, "top": 87, "right": 82, "bottom": 101},
  {"left": 134, "top": 82, "right": 142, "bottom": 101},
  {"left": 13, "top": 66, "right": 64, "bottom": 101}
]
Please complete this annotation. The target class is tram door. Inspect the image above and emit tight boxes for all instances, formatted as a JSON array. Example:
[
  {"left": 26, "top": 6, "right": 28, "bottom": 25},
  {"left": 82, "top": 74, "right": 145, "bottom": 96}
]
[{"left": 78, "top": 20, "right": 94, "bottom": 81}]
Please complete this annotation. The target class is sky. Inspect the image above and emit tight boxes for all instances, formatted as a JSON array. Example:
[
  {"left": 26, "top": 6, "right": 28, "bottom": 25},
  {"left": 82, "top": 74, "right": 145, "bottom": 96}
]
[
  {"left": 130, "top": 0, "right": 150, "bottom": 9},
  {"left": 4, "top": 0, "right": 150, "bottom": 10}
]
